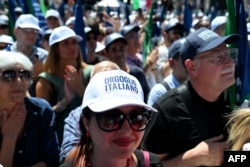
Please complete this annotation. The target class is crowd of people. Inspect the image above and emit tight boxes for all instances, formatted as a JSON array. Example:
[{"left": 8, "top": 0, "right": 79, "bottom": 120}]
[{"left": 0, "top": 0, "right": 250, "bottom": 166}]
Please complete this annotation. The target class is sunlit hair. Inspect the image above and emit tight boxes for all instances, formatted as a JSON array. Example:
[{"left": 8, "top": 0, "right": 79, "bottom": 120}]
[
  {"left": 0, "top": 51, "right": 33, "bottom": 71},
  {"left": 64, "top": 107, "right": 93, "bottom": 167},
  {"left": 43, "top": 43, "right": 87, "bottom": 74},
  {"left": 226, "top": 108, "right": 250, "bottom": 150}
]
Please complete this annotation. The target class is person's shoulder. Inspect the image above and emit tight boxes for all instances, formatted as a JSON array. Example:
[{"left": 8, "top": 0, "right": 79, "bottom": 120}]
[
  {"left": 25, "top": 97, "right": 54, "bottom": 116},
  {"left": 36, "top": 47, "right": 48, "bottom": 56},
  {"left": 134, "top": 150, "right": 163, "bottom": 167},
  {"left": 154, "top": 86, "right": 183, "bottom": 110},
  {"left": 149, "top": 83, "right": 167, "bottom": 95},
  {"left": 65, "top": 106, "right": 82, "bottom": 122},
  {"left": 26, "top": 97, "right": 51, "bottom": 108},
  {"left": 129, "top": 64, "right": 144, "bottom": 74}
]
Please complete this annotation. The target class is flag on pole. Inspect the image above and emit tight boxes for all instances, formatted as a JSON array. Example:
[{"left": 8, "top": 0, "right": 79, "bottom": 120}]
[
  {"left": 73, "top": 0, "right": 87, "bottom": 61},
  {"left": 124, "top": 2, "right": 130, "bottom": 25},
  {"left": 146, "top": 0, "right": 151, "bottom": 10},
  {"left": 21, "top": 0, "right": 47, "bottom": 32},
  {"left": 133, "top": 0, "right": 139, "bottom": 10},
  {"left": 8, "top": 0, "right": 17, "bottom": 39},
  {"left": 226, "top": 0, "right": 250, "bottom": 107},
  {"left": 143, "top": 1, "right": 154, "bottom": 65},
  {"left": 183, "top": 0, "right": 192, "bottom": 36},
  {"left": 39, "top": 0, "right": 47, "bottom": 15}
]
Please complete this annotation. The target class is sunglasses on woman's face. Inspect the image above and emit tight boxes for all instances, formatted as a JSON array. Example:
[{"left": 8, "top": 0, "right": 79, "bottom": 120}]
[
  {"left": 95, "top": 108, "right": 152, "bottom": 132},
  {"left": 0, "top": 69, "right": 32, "bottom": 83}
]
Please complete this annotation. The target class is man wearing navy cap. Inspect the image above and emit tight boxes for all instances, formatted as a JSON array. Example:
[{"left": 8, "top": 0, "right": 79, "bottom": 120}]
[
  {"left": 143, "top": 27, "right": 240, "bottom": 166},
  {"left": 147, "top": 38, "right": 187, "bottom": 106},
  {"left": 156, "top": 18, "right": 183, "bottom": 82}
]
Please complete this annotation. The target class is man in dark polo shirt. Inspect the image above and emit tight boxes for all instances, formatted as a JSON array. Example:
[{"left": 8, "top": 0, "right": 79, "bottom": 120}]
[{"left": 143, "top": 27, "right": 240, "bottom": 167}]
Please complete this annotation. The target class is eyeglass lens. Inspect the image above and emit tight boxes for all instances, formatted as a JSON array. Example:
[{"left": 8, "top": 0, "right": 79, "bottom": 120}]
[{"left": 0, "top": 70, "right": 32, "bottom": 83}]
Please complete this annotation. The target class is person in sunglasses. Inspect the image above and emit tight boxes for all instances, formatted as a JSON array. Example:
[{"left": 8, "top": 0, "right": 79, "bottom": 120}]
[
  {"left": 143, "top": 27, "right": 240, "bottom": 166},
  {"left": 0, "top": 51, "right": 59, "bottom": 166},
  {"left": 59, "top": 60, "right": 120, "bottom": 163},
  {"left": 60, "top": 70, "right": 162, "bottom": 167}
]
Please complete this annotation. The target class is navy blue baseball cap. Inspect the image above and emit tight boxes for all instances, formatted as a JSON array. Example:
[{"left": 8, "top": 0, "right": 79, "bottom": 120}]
[
  {"left": 105, "top": 32, "right": 127, "bottom": 49},
  {"left": 120, "top": 24, "right": 140, "bottom": 36},
  {"left": 180, "top": 27, "right": 241, "bottom": 64},
  {"left": 168, "top": 38, "right": 186, "bottom": 59}
]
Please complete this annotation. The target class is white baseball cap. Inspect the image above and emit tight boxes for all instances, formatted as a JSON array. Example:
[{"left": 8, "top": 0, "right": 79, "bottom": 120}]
[
  {"left": 15, "top": 14, "right": 41, "bottom": 32},
  {"left": 45, "top": 9, "right": 60, "bottom": 19},
  {"left": 211, "top": 16, "right": 227, "bottom": 31},
  {"left": 0, "top": 15, "right": 9, "bottom": 25},
  {"left": 0, "top": 35, "right": 14, "bottom": 44},
  {"left": 95, "top": 42, "right": 105, "bottom": 53},
  {"left": 49, "top": 26, "right": 82, "bottom": 46},
  {"left": 65, "top": 16, "right": 75, "bottom": 26},
  {"left": 82, "top": 70, "right": 157, "bottom": 112}
]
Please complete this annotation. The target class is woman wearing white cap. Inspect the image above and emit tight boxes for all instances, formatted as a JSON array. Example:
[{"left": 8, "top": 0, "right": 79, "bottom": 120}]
[
  {"left": 61, "top": 70, "right": 162, "bottom": 167},
  {"left": 35, "top": 26, "right": 93, "bottom": 145}
]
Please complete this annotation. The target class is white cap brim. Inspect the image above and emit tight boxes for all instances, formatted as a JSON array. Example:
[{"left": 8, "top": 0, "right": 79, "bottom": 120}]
[
  {"left": 18, "top": 24, "right": 41, "bottom": 32},
  {"left": 85, "top": 98, "right": 157, "bottom": 113},
  {"left": 50, "top": 34, "right": 82, "bottom": 46}
]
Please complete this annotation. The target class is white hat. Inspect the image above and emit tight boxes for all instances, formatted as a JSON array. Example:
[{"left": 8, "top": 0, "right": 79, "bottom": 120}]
[
  {"left": 81, "top": 70, "right": 157, "bottom": 112},
  {"left": 211, "top": 16, "right": 227, "bottom": 31},
  {"left": 242, "top": 143, "right": 250, "bottom": 151},
  {"left": 0, "top": 35, "right": 14, "bottom": 44},
  {"left": 247, "top": 22, "right": 250, "bottom": 33},
  {"left": 49, "top": 26, "right": 82, "bottom": 46},
  {"left": 45, "top": 9, "right": 60, "bottom": 19},
  {"left": 65, "top": 16, "right": 75, "bottom": 26},
  {"left": 0, "top": 15, "right": 9, "bottom": 25},
  {"left": 95, "top": 42, "right": 105, "bottom": 53},
  {"left": 15, "top": 14, "right": 41, "bottom": 32},
  {"left": 14, "top": 7, "right": 23, "bottom": 13}
]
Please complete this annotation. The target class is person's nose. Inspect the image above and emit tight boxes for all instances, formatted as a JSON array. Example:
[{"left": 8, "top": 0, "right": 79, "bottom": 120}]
[{"left": 118, "top": 119, "right": 132, "bottom": 133}]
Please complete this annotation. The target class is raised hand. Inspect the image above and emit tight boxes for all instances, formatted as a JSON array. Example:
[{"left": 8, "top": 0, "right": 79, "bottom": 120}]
[{"left": 1, "top": 102, "right": 27, "bottom": 140}]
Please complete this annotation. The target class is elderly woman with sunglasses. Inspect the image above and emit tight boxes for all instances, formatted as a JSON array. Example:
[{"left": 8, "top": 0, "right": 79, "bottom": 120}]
[
  {"left": 0, "top": 51, "right": 59, "bottom": 167},
  {"left": 60, "top": 70, "right": 162, "bottom": 167}
]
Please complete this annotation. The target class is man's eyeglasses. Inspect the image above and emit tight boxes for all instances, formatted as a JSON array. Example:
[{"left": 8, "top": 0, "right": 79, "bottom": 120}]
[
  {"left": 194, "top": 48, "right": 238, "bottom": 65},
  {"left": 95, "top": 108, "right": 152, "bottom": 132},
  {"left": 0, "top": 69, "right": 32, "bottom": 83}
]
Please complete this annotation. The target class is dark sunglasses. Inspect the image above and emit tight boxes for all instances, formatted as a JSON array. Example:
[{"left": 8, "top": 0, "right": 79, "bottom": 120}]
[
  {"left": 95, "top": 108, "right": 152, "bottom": 132},
  {"left": 86, "top": 36, "right": 97, "bottom": 41},
  {"left": 0, "top": 69, "right": 32, "bottom": 83},
  {"left": 0, "top": 25, "right": 8, "bottom": 29}
]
